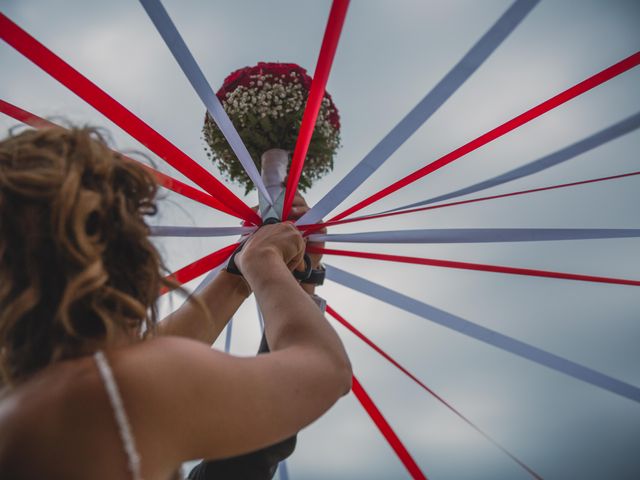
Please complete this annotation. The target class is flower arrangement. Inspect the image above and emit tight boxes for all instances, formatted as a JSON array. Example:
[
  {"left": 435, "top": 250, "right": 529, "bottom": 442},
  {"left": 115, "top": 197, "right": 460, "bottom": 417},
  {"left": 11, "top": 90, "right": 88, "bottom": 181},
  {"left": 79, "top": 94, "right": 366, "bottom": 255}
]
[{"left": 203, "top": 62, "right": 341, "bottom": 193}]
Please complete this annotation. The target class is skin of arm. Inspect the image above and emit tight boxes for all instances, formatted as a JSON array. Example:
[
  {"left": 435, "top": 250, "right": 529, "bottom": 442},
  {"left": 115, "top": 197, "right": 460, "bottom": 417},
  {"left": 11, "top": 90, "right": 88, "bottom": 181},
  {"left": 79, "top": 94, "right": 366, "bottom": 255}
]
[
  {"left": 112, "top": 223, "right": 351, "bottom": 478},
  {"left": 155, "top": 191, "right": 325, "bottom": 343},
  {"left": 155, "top": 270, "right": 250, "bottom": 344}
]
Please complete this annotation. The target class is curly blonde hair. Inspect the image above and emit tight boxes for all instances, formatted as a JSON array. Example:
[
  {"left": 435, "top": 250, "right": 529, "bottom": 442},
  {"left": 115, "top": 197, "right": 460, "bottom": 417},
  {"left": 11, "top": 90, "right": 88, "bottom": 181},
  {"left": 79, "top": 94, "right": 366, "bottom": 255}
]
[{"left": 0, "top": 126, "right": 171, "bottom": 385}]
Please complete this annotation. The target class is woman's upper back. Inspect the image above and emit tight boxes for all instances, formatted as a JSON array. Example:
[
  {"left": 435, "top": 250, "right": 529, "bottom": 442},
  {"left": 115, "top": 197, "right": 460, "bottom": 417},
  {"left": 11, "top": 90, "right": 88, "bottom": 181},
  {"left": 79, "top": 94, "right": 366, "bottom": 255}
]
[
  {"left": 0, "top": 351, "right": 144, "bottom": 479},
  {"left": 0, "top": 335, "right": 350, "bottom": 479}
]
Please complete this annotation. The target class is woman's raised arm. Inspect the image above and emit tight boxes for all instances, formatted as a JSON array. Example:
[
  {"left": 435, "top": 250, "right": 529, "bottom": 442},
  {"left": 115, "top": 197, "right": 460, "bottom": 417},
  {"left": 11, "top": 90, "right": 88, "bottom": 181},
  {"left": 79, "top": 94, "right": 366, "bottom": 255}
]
[
  {"left": 155, "top": 269, "right": 250, "bottom": 344},
  {"left": 108, "top": 223, "right": 351, "bottom": 477}
]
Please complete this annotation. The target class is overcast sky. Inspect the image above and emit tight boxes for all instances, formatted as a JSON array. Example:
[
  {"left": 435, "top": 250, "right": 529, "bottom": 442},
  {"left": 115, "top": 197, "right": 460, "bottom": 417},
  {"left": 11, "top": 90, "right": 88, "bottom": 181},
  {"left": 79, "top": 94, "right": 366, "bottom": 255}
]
[{"left": 1, "top": 0, "right": 639, "bottom": 478}]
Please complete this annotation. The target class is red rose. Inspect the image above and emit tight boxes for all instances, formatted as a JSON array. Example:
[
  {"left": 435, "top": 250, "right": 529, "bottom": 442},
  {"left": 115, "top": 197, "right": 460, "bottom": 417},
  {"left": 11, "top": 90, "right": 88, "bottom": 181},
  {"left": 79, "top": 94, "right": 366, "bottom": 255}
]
[{"left": 216, "top": 62, "right": 340, "bottom": 130}]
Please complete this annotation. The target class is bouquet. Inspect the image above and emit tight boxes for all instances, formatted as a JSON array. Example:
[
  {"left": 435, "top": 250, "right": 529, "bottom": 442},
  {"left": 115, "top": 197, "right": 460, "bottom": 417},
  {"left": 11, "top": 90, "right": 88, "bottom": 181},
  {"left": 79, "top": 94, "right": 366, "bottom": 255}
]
[{"left": 203, "top": 62, "right": 341, "bottom": 193}]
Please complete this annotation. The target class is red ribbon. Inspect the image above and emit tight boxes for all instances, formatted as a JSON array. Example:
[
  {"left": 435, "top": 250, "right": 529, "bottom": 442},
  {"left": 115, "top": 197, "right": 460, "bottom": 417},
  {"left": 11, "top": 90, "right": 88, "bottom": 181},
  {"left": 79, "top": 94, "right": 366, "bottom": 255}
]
[
  {"left": 161, "top": 243, "right": 238, "bottom": 294},
  {"left": 301, "top": 170, "right": 640, "bottom": 232},
  {"left": 328, "top": 306, "right": 542, "bottom": 479},
  {"left": 351, "top": 375, "right": 427, "bottom": 480},
  {"left": 138, "top": 164, "right": 234, "bottom": 215},
  {"left": 281, "top": 0, "right": 349, "bottom": 220},
  {"left": 0, "top": 13, "right": 260, "bottom": 225},
  {"left": 0, "top": 98, "right": 54, "bottom": 128},
  {"left": 0, "top": 99, "right": 237, "bottom": 216},
  {"left": 312, "top": 246, "right": 640, "bottom": 287},
  {"left": 329, "top": 51, "right": 640, "bottom": 222}
]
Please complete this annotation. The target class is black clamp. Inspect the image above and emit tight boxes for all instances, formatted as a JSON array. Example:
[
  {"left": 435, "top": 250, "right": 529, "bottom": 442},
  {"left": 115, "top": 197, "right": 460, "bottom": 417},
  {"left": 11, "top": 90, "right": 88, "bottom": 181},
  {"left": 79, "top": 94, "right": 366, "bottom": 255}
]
[
  {"left": 226, "top": 218, "right": 313, "bottom": 282},
  {"left": 301, "top": 264, "right": 325, "bottom": 286}
]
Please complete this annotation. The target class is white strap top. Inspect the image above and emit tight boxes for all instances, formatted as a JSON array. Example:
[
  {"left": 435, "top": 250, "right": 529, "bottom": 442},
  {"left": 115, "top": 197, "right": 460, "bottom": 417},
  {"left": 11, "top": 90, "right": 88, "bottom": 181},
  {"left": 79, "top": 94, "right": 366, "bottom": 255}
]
[{"left": 94, "top": 350, "right": 144, "bottom": 480}]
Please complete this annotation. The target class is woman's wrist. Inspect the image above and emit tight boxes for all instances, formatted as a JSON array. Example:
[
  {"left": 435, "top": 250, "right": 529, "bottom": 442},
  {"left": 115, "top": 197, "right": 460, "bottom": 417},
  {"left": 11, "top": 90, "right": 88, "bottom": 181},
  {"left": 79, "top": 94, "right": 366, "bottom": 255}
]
[
  {"left": 242, "top": 250, "right": 292, "bottom": 291},
  {"left": 219, "top": 269, "right": 252, "bottom": 298}
]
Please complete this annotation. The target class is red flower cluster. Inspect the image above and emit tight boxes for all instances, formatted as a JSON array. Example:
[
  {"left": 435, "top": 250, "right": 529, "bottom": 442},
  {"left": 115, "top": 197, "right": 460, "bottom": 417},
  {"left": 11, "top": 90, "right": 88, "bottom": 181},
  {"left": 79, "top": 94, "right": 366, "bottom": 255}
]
[{"left": 217, "top": 62, "right": 340, "bottom": 130}]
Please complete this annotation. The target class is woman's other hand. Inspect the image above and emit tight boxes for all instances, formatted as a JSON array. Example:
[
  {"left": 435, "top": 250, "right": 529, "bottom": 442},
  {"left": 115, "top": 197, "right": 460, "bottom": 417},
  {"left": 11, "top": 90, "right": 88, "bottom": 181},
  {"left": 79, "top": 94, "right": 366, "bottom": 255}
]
[
  {"left": 235, "top": 222, "right": 305, "bottom": 276},
  {"left": 286, "top": 192, "right": 326, "bottom": 269}
]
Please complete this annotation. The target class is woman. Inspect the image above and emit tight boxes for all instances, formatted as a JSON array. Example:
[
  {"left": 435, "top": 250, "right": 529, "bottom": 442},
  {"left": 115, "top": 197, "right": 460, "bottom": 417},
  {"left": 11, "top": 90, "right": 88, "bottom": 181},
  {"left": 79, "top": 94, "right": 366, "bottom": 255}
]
[{"left": 0, "top": 126, "right": 352, "bottom": 479}]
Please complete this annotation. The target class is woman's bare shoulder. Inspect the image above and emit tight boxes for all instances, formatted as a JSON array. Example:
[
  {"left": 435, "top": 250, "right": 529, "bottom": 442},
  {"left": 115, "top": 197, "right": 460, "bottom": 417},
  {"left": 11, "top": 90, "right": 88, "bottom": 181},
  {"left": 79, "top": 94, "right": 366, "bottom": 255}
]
[
  {"left": 0, "top": 337, "right": 206, "bottom": 478},
  {"left": 0, "top": 354, "right": 128, "bottom": 479}
]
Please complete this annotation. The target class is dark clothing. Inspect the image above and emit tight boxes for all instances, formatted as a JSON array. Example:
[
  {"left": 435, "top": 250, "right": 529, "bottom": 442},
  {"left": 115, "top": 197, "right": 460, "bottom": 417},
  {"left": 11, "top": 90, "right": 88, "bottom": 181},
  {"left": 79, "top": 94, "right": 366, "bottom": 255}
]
[
  {"left": 187, "top": 436, "right": 295, "bottom": 480},
  {"left": 187, "top": 335, "right": 297, "bottom": 480}
]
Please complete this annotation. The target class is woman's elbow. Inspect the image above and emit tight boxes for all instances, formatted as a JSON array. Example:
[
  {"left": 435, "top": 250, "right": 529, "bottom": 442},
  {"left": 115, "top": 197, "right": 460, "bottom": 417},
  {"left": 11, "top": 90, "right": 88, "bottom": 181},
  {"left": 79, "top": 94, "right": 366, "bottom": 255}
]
[
  {"left": 340, "top": 366, "right": 353, "bottom": 396},
  {"left": 333, "top": 353, "right": 353, "bottom": 397}
]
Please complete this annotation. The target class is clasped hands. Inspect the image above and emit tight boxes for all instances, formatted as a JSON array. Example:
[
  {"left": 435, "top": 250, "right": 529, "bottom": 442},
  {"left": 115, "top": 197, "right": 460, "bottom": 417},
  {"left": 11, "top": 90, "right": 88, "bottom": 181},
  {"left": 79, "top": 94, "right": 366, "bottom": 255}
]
[{"left": 234, "top": 192, "right": 325, "bottom": 282}]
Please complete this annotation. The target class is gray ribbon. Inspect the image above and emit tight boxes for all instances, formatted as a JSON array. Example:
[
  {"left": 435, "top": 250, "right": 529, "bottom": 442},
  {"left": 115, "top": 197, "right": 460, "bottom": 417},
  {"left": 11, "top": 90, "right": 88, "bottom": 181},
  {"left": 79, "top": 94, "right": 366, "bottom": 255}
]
[
  {"left": 325, "top": 264, "right": 640, "bottom": 403},
  {"left": 383, "top": 111, "right": 640, "bottom": 213},
  {"left": 150, "top": 226, "right": 256, "bottom": 237},
  {"left": 139, "top": 0, "right": 273, "bottom": 204},
  {"left": 224, "top": 318, "right": 233, "bottom": 354},
  {"left": 309, "top": 228, "right": 640, "bottom": 244},
  {"left": 297, "top": 0, "right": 539, "bottom": 225}
]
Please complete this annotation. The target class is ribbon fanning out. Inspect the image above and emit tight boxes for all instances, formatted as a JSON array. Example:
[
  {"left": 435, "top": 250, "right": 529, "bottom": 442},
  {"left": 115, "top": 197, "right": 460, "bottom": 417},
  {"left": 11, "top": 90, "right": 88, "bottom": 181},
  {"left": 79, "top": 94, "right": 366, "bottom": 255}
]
[
  {"left": 281, "top": 0, "right": 350, "bottom": 220},
  {"left": 0, "top": 98, "right": 54, "bottom": 128},
  {"left": 150, "top": 226, "right": 256, "bottom": 237},
  {"left": 328, "top": 51, "right": 640, "bottom": 223},
  {"left": 142, "top": 167, "right": 232, "bottom": 215},
  {"left": 301, "top": 170, "right": 640, "bottom": 231},
  {"left": 383, "top": 111, "right": 640, "bottom": 214},
  {"left": 224, "top": 318, "right": 233, "bottom": 354},
  {"left": 325, "top": 264, "right": 640, "bottom": 403},
  {"left": 192, "top": 263, "right": 228, "bottom": 297},
  {"left": 314, "top": 246, "right": 640, "bottom": 287},
  {"left": 276, "top": 461, "right": 289, "bottom": 480},
  {"left": 296, "top": 0, "right": 540, "bottom": 226},
  {"left": 256, "top": 300, "right": 265, "bottom": 331},
  {"left": 0, "top": 100, "right": 239, "bottom": 216},
  {"left": 0, "top": 13, "right": 260, "bottom": 225},
  {"left": 161, "top": 243, "right": 238, "bottom": 294},
  {"left": 351, "top": 375, "right": 428, "bottom": 480},
  {"left": 308, "top": 228, "right": 640, "bottom": 244},
  {"left": 327, "top": 305, "right": 542, "bottom": 479},
  {"left": 138, "top": 0, "right": 273, "bottom": 205}
]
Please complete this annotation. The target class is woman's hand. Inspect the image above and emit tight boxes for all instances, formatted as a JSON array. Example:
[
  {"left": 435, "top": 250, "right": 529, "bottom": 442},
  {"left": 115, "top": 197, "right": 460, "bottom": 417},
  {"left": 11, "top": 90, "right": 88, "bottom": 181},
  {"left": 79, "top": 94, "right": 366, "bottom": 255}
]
[
  {"left": 235, "top": 222, "right": 306, "bottom": 277},
  {"left": 286, "top": 192, "right": 326, "bottom": 269}
]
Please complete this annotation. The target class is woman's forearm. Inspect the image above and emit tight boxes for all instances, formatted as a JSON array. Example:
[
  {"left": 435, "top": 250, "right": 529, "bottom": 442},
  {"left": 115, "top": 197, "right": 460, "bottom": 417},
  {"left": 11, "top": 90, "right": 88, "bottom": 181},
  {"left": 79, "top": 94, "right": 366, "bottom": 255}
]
[
  {"left": 244, "top": 253, "right": 350, "bottom": 379},
  {"left": 156, "top": 270, "right": 251, "bottom": 344}
]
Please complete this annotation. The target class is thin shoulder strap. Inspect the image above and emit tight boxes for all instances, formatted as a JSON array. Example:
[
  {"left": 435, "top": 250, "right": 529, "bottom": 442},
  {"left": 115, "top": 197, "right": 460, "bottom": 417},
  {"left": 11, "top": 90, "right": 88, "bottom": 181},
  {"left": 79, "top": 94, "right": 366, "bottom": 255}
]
[{"left": 94, "top": 350, "right": 144, "bottom": 480}]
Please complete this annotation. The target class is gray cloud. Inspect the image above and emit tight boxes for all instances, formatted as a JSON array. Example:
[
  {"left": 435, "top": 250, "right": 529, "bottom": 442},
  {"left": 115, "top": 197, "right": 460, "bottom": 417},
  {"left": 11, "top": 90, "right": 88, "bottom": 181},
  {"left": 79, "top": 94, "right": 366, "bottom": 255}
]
[{"left": 1, "top": 0, "right": 639, "bottom": 478}]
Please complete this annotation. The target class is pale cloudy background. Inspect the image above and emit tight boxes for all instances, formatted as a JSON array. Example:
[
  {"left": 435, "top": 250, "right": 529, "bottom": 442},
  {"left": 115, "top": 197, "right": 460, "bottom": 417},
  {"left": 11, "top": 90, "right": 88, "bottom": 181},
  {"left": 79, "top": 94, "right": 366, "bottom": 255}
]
[{"left": 1, "top": 0, "right": 639, "bottom": 478}]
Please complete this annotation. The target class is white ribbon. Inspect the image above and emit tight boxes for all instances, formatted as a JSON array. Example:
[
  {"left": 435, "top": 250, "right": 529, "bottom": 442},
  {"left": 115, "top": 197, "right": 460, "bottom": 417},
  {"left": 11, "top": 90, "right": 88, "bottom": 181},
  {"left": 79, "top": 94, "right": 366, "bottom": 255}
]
[
  {"left": 325, "top": 264, "right": 640, "bottom": 403},
  {"left": 309, "top": 228, "right": 640, "bottom": 244},
  {"left": 297, "top": 0, "right": 539, "bottom": 225},
  {"left": 139, "top": 0, "right": 273, "bottom": 205}
]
